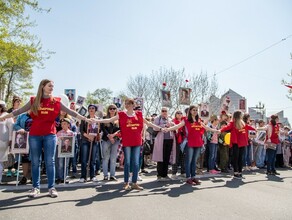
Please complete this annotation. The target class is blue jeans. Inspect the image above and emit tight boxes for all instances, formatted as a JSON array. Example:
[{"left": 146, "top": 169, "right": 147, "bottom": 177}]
[
  {"left": 29, "top": 134, "right": 57, "bottom": 189},
  {"left": 255, "top": 145, "right": 266, "bottom": 168},
  {"left": 243, "top": 144, "right": 252, "bottom": 167},
  {"left": 80, "top": 140, "right": 98, "bottom": 179},
  {"left": 123, "top": 146, "right": 140, "bottom": 183},
  {"left": 102, "top": 140, "right": 119, "bottom": 177},
  {"left": 185, "top": 147, "right": 201, "bottom": 179},
  {"left": 56, "top": 157, "right": 70, "bottom": 180},
  {"left": 266, "top": 148, "right": 277, "bottom": 172},
  {"left": 208, "top": 143, "right": 218, "bottom": 170},
  {"left": 70, "top": 138, "right": 79, "bottom": 175},
  {"left": 95, "top": 142, "right": 101, "bottom": 172}
]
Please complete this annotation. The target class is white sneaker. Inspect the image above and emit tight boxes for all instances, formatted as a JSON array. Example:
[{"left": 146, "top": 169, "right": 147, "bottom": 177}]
[
  {"left": 79, "top": 178, "right": 86, "bottom": 183},
  {"left": 49, "top": 188, "right": 58, "bottom": 198},
  {"left": 28, "top": 188, "right": 40, "bottom": 198},
  {"left": 250, "top": 166, "right": 258, "bottom": 171},
  {"left": 91, "top": 177, "right": 99, "bottom": 182},
  {"left": 137, "top": 176, "right": 143, "bottom": 181},
  {"left": 171, "top": 174, "right": 178, "bottom": 180}
]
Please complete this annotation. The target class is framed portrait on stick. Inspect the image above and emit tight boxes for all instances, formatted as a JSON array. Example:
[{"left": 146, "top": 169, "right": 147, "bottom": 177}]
[
  {"left": 78, "top": 106, "right": 87, "bottom": 116},
  {"left": 161, "top": 90, "right": 172, "bottom": 107},
  {"left": 64, "top": 89, "right": 76, "bottom": 102},
  {"left": 88, "top": 123, "right": 99, "bottom": 136},
  {"left": 179, "top": 87, "right": 191, "bottom": 105},
  {"left": 200, "top": 103, "right": 210, "bottom": 118},
  {"left": 134, "top": 97, "right": 144, "bottom": 111},
  {"left": 11, "top": 131, "right": 29, "bottom": 154},
  {"left": 58, "top": 136, "right": 75, "bottom": 158},
  {"left": 76, "top": 96, "right": 85, "bottom": 106}
]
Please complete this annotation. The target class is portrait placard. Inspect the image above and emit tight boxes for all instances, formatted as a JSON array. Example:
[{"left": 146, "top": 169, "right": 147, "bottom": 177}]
[
  {"left": 113, "top": 97, "right": 122, "bottom": 108},
  {"left": 161, "top": 90, "right": 171, "bottom": 107},
  {"left": 76, "top": 96, "right": 85, "bottom": 106},
  {"left": 179, "top": 87, "right": 191, "bottom": 105},
  {"left": 64, "top": 89, "right": 76, "bottom": 102},
  {"left": 88, "top": 123, "right": 99, "bottom": 136},
  {"left": 11, "top": 131, "right": 29, "bottom": 154},
  {"left": 78, "top": 106, "right": 87, "bottom": 116},
  {"left": 134, "top": 97, "right": 144, "bottom": 111},
  {"left": 58, "top": 135, "right": 75, "bottom": 158},
  {"left": 200, "top": 103, "right": 210, "bottom": 118}
]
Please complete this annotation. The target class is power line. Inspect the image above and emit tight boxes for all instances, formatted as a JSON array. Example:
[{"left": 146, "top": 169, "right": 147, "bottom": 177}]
[{"left": 214, "top": 34, "right": 292, "bottom": 77}]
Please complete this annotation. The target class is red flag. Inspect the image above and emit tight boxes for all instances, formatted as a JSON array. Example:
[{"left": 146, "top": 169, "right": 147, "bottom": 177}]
[{"left": 285, "top": 84, "right": 292, "bottom": 89}]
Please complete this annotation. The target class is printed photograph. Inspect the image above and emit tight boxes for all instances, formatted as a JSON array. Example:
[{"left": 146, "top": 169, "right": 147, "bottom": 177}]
[
  {"left": 64, "top": 89, "right": 76, "bottom": 102},
  {"left": 76, "top": 96, "right": 85, "bottom": 106},
  {"left": 161, "top": 90, "right": 172, "bottom": 107},
  {"left": 78, "top": 106, "right": 87, "bottom": 116},
  {"left": 11, "top": 131, "right": 29, "bottom": 154},
  {"left": 179, "top": 87, "right": 191, "bottom": 105},
  {"left": 88, "top": 123, "right": 99, "bottom": 136},
  {"left": 58, "top": 136, "right": 75, "bottom": 158},
  {"left": 134, "top": 97, "right": 144, "bottom": 111},
  {"left": 200, "top": 103, "right": 210, "bottom": 118}
]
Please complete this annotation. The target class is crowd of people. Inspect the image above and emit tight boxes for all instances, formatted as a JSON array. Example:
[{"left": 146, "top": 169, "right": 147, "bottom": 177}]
[{"left": 0, "top": 79, "right": 291, "bottom": 198}]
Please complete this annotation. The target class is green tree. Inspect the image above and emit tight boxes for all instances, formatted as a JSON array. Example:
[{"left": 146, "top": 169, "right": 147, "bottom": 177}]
[
  {"left": 0, "top": 0, "right": 51, "bottom": 104},
  {"left": 86, "top": 88, "right": 114, "bottom": 110}
]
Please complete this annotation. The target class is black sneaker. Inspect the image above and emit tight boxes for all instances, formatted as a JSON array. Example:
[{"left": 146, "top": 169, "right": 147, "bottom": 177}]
[
  {"left": 272, "top": 170, "right": 280, "bottom": 175},
  {"left": 19, "top": 177, "right": 27, "bottom": 185},
  {"left": 233, "top": 174, "right": 242, "bottom": 179},
  {"left": 109, "top": 176, "right": 118, "bottom": 181}
]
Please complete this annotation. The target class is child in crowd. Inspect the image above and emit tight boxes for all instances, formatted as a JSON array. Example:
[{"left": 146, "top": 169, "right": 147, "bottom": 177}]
[{"left": 56, "top": 118, "right": 75, "bottom": 184}]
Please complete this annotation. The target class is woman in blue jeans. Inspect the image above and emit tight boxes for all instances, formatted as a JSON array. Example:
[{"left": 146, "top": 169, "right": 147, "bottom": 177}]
[
  {"left": 0, "top": 79, "right": 90, "bottom": 198},
  {"left": 266, "top": 115, "right": 281, "bottom": 175},
  {"left": 79, "top": 104, "right": 101, "bottom": 183},
  {"left": 93, "top": 98, "right": 162, "bottom": 190},
  {"left": 101, "top": 104, "right": 120, "bottom": 181}
]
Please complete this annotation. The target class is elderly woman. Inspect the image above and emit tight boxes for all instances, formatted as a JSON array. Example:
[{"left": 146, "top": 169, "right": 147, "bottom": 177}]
[
  {"left": 0, "top": 101, "right": 14, "bottom": 183},
  {"left": 152, "top": 107, "right": 176, "bottom": 181}
]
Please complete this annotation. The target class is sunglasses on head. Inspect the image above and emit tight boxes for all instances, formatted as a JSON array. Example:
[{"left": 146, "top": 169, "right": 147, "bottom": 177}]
[{"left": 109, "top": 108, "right": 116, "bottom": 110}]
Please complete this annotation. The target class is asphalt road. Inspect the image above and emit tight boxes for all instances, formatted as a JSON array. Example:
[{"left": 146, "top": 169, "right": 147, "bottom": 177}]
[{"left": 1, "top": 168, "right": 292, "bottom": 220}]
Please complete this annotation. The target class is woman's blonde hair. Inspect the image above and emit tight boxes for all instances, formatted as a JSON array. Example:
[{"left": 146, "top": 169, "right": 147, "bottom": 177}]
[
  {"left": 105, "top": 104, "right": 119, "bottom": 127},
  {"left": 233, "top": 110, "right": 245, "bottom": 130},
  {"left": 31, "top": 79, "right": 52, "bottom": 115}
]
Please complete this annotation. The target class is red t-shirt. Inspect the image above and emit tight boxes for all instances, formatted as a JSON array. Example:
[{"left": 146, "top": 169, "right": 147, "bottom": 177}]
[
  {"left": 172, "top": 118, "right": 185, "bottom": 144},
  {"left": 184, "top": 118, "right": 205, "bottom": 147},
  {"left": 221, "top": 121, "right": 255, "bottom": 147},
  {"left": 270, "top": 123, "right": 280, "bottom": 144},
  {"left": 29, "top": 97, "right": 61, "bottom": 136},
  {"left": 118, "top": 111, "right": 143, "bottom": 147}
]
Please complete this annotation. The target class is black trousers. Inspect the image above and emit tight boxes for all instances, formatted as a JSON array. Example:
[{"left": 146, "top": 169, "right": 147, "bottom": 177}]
[
  {"left": 232, "top": 144, "right": 245, "bottom": 173},
  {"left": 157, "top": 139, "right": 173, "bottom": 177}
]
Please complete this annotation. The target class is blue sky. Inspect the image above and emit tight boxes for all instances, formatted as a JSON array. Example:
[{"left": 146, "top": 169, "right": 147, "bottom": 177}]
[{"left": 29, "top": 0, "right": 292, "bottom": 119}]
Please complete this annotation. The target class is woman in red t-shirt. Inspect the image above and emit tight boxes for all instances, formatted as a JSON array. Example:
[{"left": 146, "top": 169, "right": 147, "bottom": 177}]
[
  {"left": 93, "top": 98, "right": 162, "bottom": 191},
  {"left": 166, "top": 105, "right": 219, "bottom": 185},
  {"left": 266, "top": 115, "right": 281, "bottom": 175},
  {"left": 171, "top": 110, "right": 186, "bottom": 178},
  {"left": 220, "top": 110, "right": 255, "bottom": 179},
  {"left": 0, "top": 79, "right": 89, "bottom": 198}
]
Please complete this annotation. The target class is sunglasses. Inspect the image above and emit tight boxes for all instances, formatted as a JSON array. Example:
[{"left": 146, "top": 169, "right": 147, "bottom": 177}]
[
  {"left": 88, "top": 107, "right": 96, "bottom": 110},
  {"left": 109, "top": 108, "right": 116, "bottom": 110},
  {"left": 161, "top": 110, "right": 168, "bottom": 112},
  {"left": 176, "top": 112, "right": 182, "bottom": 114},
  {"left": 192, "top": 109, "right": 198, "bottom": 111}
]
